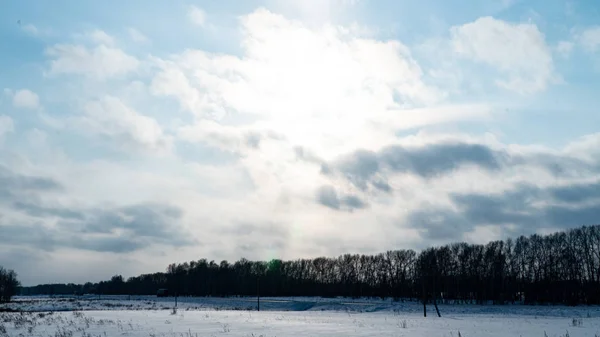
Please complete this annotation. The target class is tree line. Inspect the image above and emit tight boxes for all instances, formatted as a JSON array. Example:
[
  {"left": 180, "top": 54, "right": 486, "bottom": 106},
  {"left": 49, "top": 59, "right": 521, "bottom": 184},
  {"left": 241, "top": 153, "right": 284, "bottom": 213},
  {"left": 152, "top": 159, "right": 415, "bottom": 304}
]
[
  {"left": 20, "top": 224, "right": 600, "bottom": 306},
  {"left": 0, "top": 266, "right": 20, "bottom": 302}
]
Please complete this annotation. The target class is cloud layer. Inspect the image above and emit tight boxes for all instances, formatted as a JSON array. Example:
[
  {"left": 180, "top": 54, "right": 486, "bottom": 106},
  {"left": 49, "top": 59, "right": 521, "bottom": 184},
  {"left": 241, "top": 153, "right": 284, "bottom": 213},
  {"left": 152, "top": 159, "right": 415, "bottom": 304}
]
[{"left": 1, "top": 2, "right": 599, "bottom": 285}]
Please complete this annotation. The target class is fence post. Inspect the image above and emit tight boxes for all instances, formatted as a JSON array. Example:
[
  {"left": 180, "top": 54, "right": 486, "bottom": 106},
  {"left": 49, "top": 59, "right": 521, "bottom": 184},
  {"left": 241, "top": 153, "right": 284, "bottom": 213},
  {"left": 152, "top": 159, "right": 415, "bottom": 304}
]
[{"left": 422, "top": 283, "right": 427, "bottom": 317}]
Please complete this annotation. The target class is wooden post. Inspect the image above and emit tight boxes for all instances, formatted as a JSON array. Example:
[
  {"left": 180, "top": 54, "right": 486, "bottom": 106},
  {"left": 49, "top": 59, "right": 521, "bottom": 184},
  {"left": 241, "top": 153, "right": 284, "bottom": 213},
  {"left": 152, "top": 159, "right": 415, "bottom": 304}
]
[
  {"left": 422, "top": 282, "right": 427, "bottom": 317},
  {"left": 433, "top": 280, "right": 441, "bottom": 317}
]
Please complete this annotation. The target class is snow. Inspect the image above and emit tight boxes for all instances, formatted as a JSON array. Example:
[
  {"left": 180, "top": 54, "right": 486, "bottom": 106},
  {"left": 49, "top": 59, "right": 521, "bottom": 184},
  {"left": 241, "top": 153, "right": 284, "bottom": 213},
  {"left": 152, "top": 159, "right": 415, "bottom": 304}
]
[
  {"left": 2, "top": 308, "right": 600, "bottom": 336},
  {"left": 2, "top": 296, "right": 600, "bottom": 336}
]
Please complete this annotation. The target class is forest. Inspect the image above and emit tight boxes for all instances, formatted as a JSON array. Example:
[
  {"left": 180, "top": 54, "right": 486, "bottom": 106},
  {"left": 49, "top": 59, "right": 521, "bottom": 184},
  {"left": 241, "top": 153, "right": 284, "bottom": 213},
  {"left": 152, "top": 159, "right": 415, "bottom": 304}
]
[{"left": 20, "top": 224, "right": 600, "bottom": 306}]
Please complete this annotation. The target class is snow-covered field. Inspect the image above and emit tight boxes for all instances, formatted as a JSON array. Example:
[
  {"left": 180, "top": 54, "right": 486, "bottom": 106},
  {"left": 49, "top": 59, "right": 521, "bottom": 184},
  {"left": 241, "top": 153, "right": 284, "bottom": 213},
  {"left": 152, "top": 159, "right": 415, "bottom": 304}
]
[{"left": 2, "top": 296, "right": 600, "bottom": 336}]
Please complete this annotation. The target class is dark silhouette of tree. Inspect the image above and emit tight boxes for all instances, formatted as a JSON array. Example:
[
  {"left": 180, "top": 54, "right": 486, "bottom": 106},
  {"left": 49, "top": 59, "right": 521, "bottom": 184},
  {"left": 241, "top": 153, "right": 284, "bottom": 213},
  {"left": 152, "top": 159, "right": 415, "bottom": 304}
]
[
  {"left": 18, "top": 224, "right": 600, "bottom": 306},
  {"left": 0, "top": 266, "right": 20, "bottom": 302}
]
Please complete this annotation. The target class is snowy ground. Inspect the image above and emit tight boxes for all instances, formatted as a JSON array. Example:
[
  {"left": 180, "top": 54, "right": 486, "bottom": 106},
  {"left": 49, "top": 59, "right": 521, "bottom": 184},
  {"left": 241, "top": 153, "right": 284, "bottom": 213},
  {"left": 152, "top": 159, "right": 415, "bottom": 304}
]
[
  {"left": 2, "top": 296, "right": 600, "bottom": 336},
  {"left": 4, "top": 295, "right": 600, "bottom": 317},
  {"left": 1, "top": 309, "right": 599, "bottom": 336}
]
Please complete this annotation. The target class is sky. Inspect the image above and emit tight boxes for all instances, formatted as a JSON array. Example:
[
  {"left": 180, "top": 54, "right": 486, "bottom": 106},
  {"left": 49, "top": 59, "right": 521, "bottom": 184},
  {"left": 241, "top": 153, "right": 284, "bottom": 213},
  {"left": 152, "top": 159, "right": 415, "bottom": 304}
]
[{"left": 1, "top": 0, "right": 599, "bottom": 286}]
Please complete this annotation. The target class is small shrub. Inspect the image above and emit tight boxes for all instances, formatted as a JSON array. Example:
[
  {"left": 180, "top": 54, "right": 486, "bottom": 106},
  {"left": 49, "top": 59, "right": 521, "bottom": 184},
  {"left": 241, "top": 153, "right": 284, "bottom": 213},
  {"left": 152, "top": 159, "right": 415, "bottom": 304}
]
[
  {"left": 571, "top": 318, "right": 582, "bottom": 327},
  {"left": 400, "top": 319, "right": 407, "bottom": 329}
]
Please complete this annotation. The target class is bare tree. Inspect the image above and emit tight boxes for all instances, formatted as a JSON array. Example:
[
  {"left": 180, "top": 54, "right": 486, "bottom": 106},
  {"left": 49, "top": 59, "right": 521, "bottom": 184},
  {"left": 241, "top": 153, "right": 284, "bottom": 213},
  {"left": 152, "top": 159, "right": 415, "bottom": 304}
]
[{"left": 0, "top": 266, "right": 20, "bottom": 303}]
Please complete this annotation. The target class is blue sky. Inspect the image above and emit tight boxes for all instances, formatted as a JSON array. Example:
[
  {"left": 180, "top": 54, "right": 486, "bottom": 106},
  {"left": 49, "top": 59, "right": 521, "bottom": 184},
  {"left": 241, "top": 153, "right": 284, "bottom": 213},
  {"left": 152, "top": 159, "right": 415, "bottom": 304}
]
[{"left": 0, "top": 0, "right": 599, "bottom": 285}]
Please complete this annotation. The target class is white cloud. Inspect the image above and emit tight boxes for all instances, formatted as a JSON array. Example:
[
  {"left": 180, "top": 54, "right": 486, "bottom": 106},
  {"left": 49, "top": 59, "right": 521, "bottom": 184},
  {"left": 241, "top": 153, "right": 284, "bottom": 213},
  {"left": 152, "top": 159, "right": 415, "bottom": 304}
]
[
  {"left": 6, "top": 6, "right": 600, "bottom": 283},
  {"left": 73, "top": 96, "right": 171, "bottom": 153},
  {"left": 0, "top": 115, "right": 14, "bottom": 138},
  {"left": 556, "top": 40, "right": 574, "bottom": 58},
  {"left": 145, "top": 10, "right": 504, "bottom": 246},
  {"left": 26, "top": 128, "right": 48, "bottom": 147},
  {"left": 450, "top": 16, "right": 555, "bottom": 94},
  {"left": 46, "top": 43, "right": 139, "bottom": 80},
  {"left": 188, "top": 6, "right": 206, "bottom": 26},
  {"left": 178, "top": 119, "right": 286, "bottom": 154},
  {"left": 12, "top": 89, "right": 40, "bottom": 110},
  {"left": 146, "top": 9, "right": 505, "bottom": 256},
  {"left": 22, "top": 24, "right": 39, "bottom": 35},
  {"left": 268, "top": 0, "right": 361, "bottom": 23},
  {"left": 178, "top": 120, "right": 256, "bottom": 153},
  {"left": 562, "top": 132, "right": 600, "bottom": 161},
  {"left": 152, "top": 8, "right": 456, "bottom": 161},
  {"left": 578, "top": 26, "right": 600, "bottom": 53},
  {"left": 127, "top": 28, "right": 150, "bottom": 44},
  {"left": 20, "top": 23, "right": 55, "bottom": 37},
  {"left": 87, "top": 29, "right": 115, "bottom": 46},
  {"left": 500, "top": 0, "right": 517, "bottom": 9}
]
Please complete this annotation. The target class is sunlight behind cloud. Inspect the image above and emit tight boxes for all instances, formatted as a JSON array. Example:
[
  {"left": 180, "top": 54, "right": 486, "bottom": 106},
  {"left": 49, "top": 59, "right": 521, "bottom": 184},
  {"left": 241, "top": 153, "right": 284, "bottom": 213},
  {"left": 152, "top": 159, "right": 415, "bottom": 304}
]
[{"left": 152, "top": 8, "right": 456, "bottom": 161}]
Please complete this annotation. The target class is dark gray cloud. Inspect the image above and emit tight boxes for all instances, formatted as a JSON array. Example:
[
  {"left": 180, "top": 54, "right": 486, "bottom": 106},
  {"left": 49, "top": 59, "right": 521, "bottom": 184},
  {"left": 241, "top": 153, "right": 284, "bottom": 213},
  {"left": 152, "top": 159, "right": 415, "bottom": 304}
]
[
  {"left": 371, "top": 179, "right": 392, "bottom": 193},
  {"left": 0, "top": 166, "right": 194, "bottom": 253},
  {"left": 293, "top": 146, "right": 324, "bottom": 165},
  {"left": 316, "top": 185, "right": 367, "bottom": 212},
  {"left": 58, "top": 203, "right": 193, "bottom": 252},
  {"left": 323, "top": 142, "right": 505, "bottom": 191},
  {"left": 380, "top": 143, "right": 503, "bottom": 177},
  {"left": 0, "top": 166, "right": 63, "bottom": 204},
  {"left": 0, "top": 166, "right": 64, "bottom": 225},
  {"left": 0, "top": 222, "right": 57, "bottom": 251},
  {"left": 343, "top": 194, "right": 368, "bottom": 210},
  {"left": 317, "top": 185, "right": 341, "bottom": 209},
  {"left": 0, "top": 202, "right": 193, "bottom": 254},
  {"left": 12, "top": 201, "right": 85, "bottom": 220},
  {"left": 0, "top": 166, "right": 63, "bottom": 192},
  {"left": 320, "top": 141, "right": 599, "bottom": 193},
  {"left": 243, "top": 130, "right": 286, "bottom": 149},
  {"left": 0, "top": 205, "right": 194, "bottom": 253},
  {"left": 72, "top": 204, "right": 183, "bottom": 236},
  {"left": 548, "top": 181, "right": 600, "bottom": 203},
  {"left": 69, "top": 236, "right": 146, "bottom": 254},
  {"left": 408, "top": 181, "right": 600, "bottom": 241},
  {"left": 512, "top": 152, "right": 598, "bottom": 178},
  {"left": 244, "top": 132, "right": 262, "bottom": 149}
]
